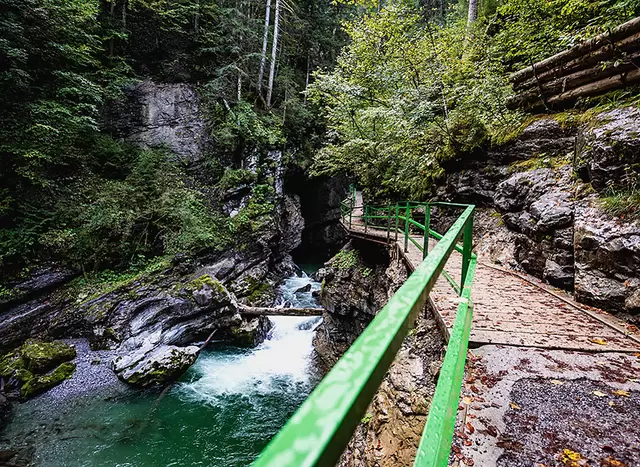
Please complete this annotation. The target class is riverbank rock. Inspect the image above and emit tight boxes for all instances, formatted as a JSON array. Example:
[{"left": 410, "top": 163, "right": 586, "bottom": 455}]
[
  {"left": 0, "top": 394, "right": 10, "bottom": 429},
  {"left": 111, "top": 344, "right": 199, "bottom": 387},
  {"left": 434, "top": 107, "right": 640, "bottom": 322},
  {"left": 0, "top": 340, "right": 76, "bottom": 399},
  {"left": 225, "top": 316, "right": 273, "bottom": 348},
  {"left": 314, "top": 240, "right": 444, "bottom": 466},
  {"left": 314, "top": 241, "right": 407, "bottom": 369}
]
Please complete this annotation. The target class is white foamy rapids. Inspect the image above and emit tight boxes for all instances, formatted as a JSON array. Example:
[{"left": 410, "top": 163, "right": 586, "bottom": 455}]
[
  {"left": 274, "top": 273, "right": 321, "bottom": 309},
  {"left": 176, "top": 274, "right": 322, "bottom": 405}
]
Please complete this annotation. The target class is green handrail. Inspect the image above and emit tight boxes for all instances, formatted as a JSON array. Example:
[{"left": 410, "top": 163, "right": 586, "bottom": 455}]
[{"left": 253, "top": 199, "right": 476, "bottom": 467}]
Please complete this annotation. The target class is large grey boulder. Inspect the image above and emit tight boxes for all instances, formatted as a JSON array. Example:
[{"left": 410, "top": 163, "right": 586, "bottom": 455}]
[
  {"left": 575, "top": 106, "right": 640, "bottom": 190},
  {"left": 111, "top": 344, "right": 199, "bottom": 387},
  {"left": 574, "top": 201, "right": 640, "bottom": 321}
]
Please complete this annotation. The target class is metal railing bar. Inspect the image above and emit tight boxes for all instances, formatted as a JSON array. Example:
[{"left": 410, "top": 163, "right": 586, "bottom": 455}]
[
  {"left": 413, "top": 257, "right": 477, "bottom": 467},
  {"left": 252, "top": 206, "right": 475, "bottom": 467}
]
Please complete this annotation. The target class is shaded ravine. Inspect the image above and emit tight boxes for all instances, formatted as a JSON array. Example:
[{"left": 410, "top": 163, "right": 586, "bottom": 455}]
[{"left": 0, "top": 272, "right": 322, "bottom": 467}]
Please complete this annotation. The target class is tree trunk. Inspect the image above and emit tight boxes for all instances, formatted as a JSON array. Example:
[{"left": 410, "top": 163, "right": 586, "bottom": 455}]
[
  {"left": 237, "top": 72, "right": 242, "bottom": 101},
  {"left": 266, "top": 0, "right": 280, "bottom": 108},
  {"left": 511, "top": 68, "right": 640, "bottom": 111},
  {"left": 108, "top": 0, "right": 116, "bottom": 57},
  {"left": 239, "top": 306, "right": 323, "bottom": 317},
  {"left": 513, "top": 32, "right": 640, "bottom": 92},
  {"left": 258, "top": 0, "right": 271, "bottom": 96},
  {"left": 467, "top": 0, "right": 478, "bottom": 27},
  {"left": 508, "top": 54, "right": 640, "bottom": 109},
  {"left": 194, "top": 0, "right": 200, "bottom": 35},
  {"left": 510, "top": 16, "right": 640, "bottom": 84},
  {"left": 546, "top": 68, "right": 640, "bottom": 106}
]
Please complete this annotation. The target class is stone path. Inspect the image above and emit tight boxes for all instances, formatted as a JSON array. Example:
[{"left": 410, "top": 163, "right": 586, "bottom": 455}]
[
  {"left": 342, "top": 208, "right": 640, "bottom": 353},
  {"left": 343, "top": 194, "right": 640, "bottom": 466}
]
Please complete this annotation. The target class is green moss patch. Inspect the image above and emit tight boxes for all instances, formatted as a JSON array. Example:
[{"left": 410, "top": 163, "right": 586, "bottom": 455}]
[
  {"left": 0, "top": 339, "right": 77, "bottom": 399},
  {"left": 21, "top": 339, "right": 76, "bottom": 373},
  {"left": 20, "top": 362, "right": 76, "bottom": 399}
]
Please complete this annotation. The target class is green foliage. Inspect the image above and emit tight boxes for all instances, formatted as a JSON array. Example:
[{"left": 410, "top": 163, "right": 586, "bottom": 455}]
[
  {"left": 600, "top": 186, "right": 640, "bottom": 221},
  {"left": 231, "top": 184, "right": 277, "bottom": 238},
  {"left": 310, "top": 4, "right": 520, "bottom": 199},
  {"left": 332, "top": 249, "right": 359, "bottom": 270}
]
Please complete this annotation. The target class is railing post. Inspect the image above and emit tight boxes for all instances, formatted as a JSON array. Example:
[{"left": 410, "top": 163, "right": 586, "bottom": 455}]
[
  {"left": 364, "top": 205, "right": 368, "bottom": 234},
  {"left": 349, "top": 203, "right": 352, "bottom": 229},
  {"left": 460, "top": 212, "right": 474, "bottom": 294},
  {"left": 395, "top": 204, "right": 399, "bottom": 242},
  {"left": 423, "top": 203, "right": 430, "bottom": 260},
  {"left": 386, "top": 205, "right": 391, "bottom": 243},
  {"left": 404, "top": 203, "right": 410, "bottom": 253}
]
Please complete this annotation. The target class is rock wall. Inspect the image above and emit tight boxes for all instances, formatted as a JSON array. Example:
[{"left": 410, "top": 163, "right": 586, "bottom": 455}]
[
  {"left": 314, "top": 240, "right": 445, "bottom": 466},
  {"left": 286, "top": 172, "right": 349, "bottom": 261},
  {"left": 437, "top": 107, "right": 640, "bottom": 323},
  {"left": 106, "top": 80, "right": 210, "bottom": 163}
]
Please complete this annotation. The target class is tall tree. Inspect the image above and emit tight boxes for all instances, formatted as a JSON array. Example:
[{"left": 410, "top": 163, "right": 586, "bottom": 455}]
[
  {"left": 266, "top": 0, "right": 281, "bottom": 107},
  {"left": 467, "top": 0, "right": 478, "bottom": 26},
  {"left": 258, "top": 0, "right": 272, "bottom": 96}
]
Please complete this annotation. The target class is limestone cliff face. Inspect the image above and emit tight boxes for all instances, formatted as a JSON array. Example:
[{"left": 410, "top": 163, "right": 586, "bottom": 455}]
[
  {"left": 314, "top": 241, "right": 445, "bottom": 466},
  {"left": 107, "top": 80, "right": 210, "bottom": 163},
  {"left": 437, "top": 107, "right": 640, "bottom": 324}
]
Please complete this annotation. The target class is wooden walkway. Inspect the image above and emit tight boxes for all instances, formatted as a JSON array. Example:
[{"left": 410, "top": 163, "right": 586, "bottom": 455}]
[{"left": 343, "top": 195, "right": 640, "bottom": 353}]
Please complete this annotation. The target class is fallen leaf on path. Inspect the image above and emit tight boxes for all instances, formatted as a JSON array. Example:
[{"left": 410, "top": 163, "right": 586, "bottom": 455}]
[
  {"left": 592, "top": 390, "right": 607, "bottom": 397},
  {"left": 465, "top": 422, "right": 475, "bottom": 434},
  {"left": 463, "top": 457, "right": 474, "bottom": 466},
  {"left": 612, "top": 389, "right": 630, "bottom": 397},
  {"left": 589, "top": 338, "right": 608, "bottom": 345},
  {"left": 550, "top": 379, "right": 565, "bottom": 385},
  {"left": 509, "top": 402, "right": 521, "bottom": 410},
  {"left": 560, "top": 449, "right": 588, "bottom": 467},
  {"left": 602, "top": 458, "right": 628, "bottom": 467}
]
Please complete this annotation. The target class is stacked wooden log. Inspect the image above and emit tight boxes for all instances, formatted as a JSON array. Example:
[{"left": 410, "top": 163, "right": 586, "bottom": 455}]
[{"left": 507, "top": 16, "right": 640, "bottom": 112}]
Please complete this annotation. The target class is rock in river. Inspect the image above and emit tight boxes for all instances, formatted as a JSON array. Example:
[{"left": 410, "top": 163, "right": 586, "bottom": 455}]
[{"left": 111, "top": 344, "right": 200, "bottom": 387}]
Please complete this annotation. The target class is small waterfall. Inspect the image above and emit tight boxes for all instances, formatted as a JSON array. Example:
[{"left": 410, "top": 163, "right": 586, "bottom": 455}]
[
  {"left": 176, "top": 270, "right": 322, "bottom": 408},
  {"left": 0, "top": 269, "right": 325, "bottom": 467}
]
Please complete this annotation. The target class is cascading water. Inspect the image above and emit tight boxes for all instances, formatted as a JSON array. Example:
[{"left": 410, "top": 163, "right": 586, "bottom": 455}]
[{"left": 0, "top": 271, "right": 323, "bottom": 467}]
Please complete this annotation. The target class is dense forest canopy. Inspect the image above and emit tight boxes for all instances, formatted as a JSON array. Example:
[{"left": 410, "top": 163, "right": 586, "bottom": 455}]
[
  {"left": 1, "top": 0, "right": 639, "bottom": 282},
  {"left": 309, "top": 0, "right": 640, "bottom": 200},
  {"left": 0, "top": 0, "right": 351, "bottom": 277}
]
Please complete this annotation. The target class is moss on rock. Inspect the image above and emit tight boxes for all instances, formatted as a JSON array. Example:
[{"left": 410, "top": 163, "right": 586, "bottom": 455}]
[
  {"left": 0, "top": 339, "right": 77, "bottom": 400},
  {"left": 21, "top": 339, "right": 76, "bottom": 373},
  {"left": 20, "top": 362, "right": 76, "bottom": 399}
]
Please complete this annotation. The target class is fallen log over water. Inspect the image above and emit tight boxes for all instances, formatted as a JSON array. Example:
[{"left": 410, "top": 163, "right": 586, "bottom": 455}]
[{"left": 239, "top": 306, "right": 324, "bottom": 316}]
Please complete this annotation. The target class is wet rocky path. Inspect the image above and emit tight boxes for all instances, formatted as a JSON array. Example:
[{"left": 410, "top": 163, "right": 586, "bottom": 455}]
[{"left": 342, "top": 195, "right": 640, "bottom": 466}]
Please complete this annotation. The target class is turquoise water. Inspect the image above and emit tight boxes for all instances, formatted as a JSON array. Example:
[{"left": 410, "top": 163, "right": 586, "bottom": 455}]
[{"left": 1, "top": 276, "right": 322, "bottom": 467}]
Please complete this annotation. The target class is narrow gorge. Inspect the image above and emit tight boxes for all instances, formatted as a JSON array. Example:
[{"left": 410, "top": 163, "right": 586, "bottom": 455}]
[{"left": 2, "top": 1, "right": 640, "bottom": 466}]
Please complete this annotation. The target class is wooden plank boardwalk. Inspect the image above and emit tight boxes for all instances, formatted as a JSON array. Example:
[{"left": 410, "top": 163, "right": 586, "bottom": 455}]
[{"left": 343, "top": 195, "right": 640, "bottom": 353}]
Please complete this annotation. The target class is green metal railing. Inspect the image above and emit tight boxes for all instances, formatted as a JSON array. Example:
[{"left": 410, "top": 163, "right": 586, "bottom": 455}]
[{"left": 253, "top": 191, "right": 476, "bottom": 467}]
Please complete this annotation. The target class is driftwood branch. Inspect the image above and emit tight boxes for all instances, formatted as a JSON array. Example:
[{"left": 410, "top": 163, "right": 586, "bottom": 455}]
[{"left": 239, "top": 306, "right": 323, "bottom": 316}]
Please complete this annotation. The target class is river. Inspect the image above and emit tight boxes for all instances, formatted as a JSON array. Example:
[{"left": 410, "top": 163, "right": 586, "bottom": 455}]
[{"left": 0, "top": 272, "right": 322, "bottom": 466}]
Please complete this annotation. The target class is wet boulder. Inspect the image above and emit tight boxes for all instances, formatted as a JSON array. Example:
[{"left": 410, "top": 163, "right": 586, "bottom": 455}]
[
  {"left": 111, "top": 344, "right": 199, "bottom": 387},
  {"left": 224, "top": 315, "right": 273, "bottom": 348},
  {"left": 0, "top": 340, "right": 76, "bottom": 399}
]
